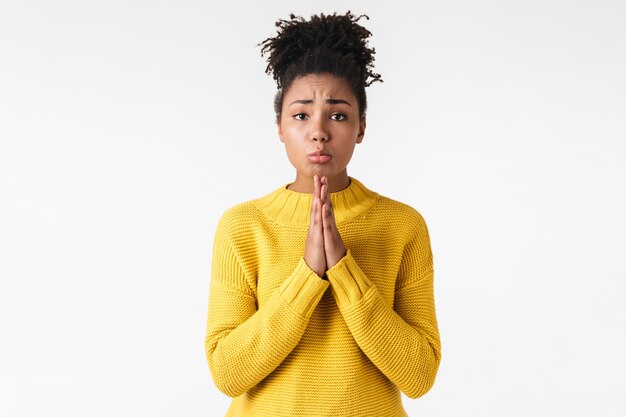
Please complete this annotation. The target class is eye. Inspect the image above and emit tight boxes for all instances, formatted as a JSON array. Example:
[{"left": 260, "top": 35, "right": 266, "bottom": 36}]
[
  {"left": 293, "top": 113, "right": 308, "bottom": 121},
  {"left": 331, "top": 113, "right": 347, "bottom": 121}
]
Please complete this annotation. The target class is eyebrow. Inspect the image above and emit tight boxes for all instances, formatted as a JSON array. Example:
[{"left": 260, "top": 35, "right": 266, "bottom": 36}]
[{"left": 288, "top": 98, "right": 352, "bottom": 107}]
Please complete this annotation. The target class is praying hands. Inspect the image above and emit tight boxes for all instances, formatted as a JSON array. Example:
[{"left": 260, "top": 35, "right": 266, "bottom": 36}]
[{"left": 304, "top": 175, "right": 348, "bottom": 278}]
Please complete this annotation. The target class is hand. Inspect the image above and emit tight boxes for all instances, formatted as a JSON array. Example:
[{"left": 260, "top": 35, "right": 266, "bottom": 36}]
[
  {"left": 320, "top": 176, "right": 347, "bottom": 269},
  {"left": 304, "top": 175, "right": 327, "bottom": 277}
]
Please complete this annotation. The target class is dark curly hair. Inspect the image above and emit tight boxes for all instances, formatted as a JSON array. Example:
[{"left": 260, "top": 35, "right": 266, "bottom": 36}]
[{"left": 258, "top": 11, "right": 383, "bottom": 122}]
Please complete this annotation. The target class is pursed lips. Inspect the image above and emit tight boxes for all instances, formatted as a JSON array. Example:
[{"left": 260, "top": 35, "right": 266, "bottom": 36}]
[
  {"left": 307, "top": 150, "right": 331, "bottom": 157},
  {"left": 307, "top": 151, "right": 332, "bottom": 164}
]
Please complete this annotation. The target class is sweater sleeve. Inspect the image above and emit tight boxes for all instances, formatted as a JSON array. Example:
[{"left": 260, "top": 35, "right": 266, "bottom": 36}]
[
  {"left": 325, "top": 219, "right": 441, "bottom": 399},
  {"left": 205, "top": 219, "right": 329, "bottom": 398}
]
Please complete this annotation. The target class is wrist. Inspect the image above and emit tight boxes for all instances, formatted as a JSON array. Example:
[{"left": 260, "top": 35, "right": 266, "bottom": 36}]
[{"left": 327, "top": 249, "right": 347, "bottom": 269}]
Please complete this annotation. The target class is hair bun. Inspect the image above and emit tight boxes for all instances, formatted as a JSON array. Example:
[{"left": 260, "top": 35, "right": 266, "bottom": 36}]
[{"left": 259, "top": 11, "right": 382, "bottom": 88}]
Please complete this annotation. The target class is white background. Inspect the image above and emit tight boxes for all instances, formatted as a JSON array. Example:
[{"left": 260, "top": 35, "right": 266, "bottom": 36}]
[{"left": 1, "top": 1, "right": 625, "bottom": 416}]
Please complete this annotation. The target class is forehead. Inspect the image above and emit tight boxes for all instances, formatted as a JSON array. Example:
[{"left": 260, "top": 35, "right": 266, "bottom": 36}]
[{"left": 284, "top": 73, "right": 354, "bottom": 100}]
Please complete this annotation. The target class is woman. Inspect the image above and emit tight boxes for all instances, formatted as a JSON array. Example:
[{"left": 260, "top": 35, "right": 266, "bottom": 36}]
[{"left": 205, "top": 11, "right": 441, "bottom": 416}]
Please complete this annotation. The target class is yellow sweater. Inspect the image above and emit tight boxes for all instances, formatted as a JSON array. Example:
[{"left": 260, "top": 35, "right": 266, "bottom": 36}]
[{"left": 205, "top": 177, "right": 441, "bottom": 416}]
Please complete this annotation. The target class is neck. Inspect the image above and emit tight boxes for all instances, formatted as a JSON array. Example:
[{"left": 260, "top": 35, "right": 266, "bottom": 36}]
[{"left": 288, "top": 170, "right": 350, "bottom": 193}]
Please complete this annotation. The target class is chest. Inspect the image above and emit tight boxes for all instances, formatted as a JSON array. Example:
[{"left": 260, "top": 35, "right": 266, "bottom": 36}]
[{"left": 250, "top": 221, "right": 405, "bottom": 307}]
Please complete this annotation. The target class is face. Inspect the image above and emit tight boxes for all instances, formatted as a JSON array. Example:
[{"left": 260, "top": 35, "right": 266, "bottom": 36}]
[{"left": 277, "top": 73, "right": 366, "bottom": 188}]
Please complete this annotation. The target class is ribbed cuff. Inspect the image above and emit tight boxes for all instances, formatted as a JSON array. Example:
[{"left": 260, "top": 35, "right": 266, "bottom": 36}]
[
  {"left": 278, "top": 257, "right": 330, "bottom": 318},
  {"left": 326, "top": 249, "right": 373, "bottom": 309}
]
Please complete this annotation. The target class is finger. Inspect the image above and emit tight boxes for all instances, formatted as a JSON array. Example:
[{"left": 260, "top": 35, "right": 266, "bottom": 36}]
[
  {"left": 309, "top": 194, "right": 316, "bottom": 231},
  {"left": 322, "top": 204, "right": 338, "bottom": 258},
  {"left": 322, "top": 177, "right": 331, "bottom": 207},
  {"left": 314, "top": 175, "right": 320, "bottom": 200},
  {"left": 313, "top": 198, "right": 320, "bottom": 228},
  {"left": 322, "top": 203, "right": 333, "bottom": 232},
  {"left": 328, "top": 196, "right": 337, "bottom": 223},
  {"left": 320, "top": 186, "right": 335, "bottom": 227},
  {"left": 314, "top": 198, "right": 321, "bottom": 228},
  {"left": 322, "top": 204, "right": 330, "bottom": 247},
  {"left": 315, "top": 198, "right": 324, "bottom": 230},
  {"left": 321, "top": 176, "right": 329, "bottom": 206},
  {"left": 316, "top": 198, "right": 324, "bottom": 234}
]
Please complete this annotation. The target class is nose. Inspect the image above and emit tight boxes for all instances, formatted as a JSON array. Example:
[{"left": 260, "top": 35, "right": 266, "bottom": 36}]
[{"left": 310, "top": 116, "right": 329, "bottom": 142}]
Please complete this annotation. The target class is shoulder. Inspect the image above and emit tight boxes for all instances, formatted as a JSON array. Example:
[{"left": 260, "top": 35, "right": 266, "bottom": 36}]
[
  {"left": 217, "top": 199, "right": 259, "bottom": 227},
  {"left": 214, "top": 183, "right": 286, "bottom": 241},
  {"left": 374, "top": 193, "right": 430, "bottom": 235},
  {"left": 214, "top": 198, "right": 263, "bottom": 240}
]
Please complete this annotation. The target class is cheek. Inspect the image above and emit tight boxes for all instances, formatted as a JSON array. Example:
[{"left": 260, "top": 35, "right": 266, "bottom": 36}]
[
  {"left": 342, "top": 146, "right": 357, "bottom": 162},
  {"left": 337, "top": 141, "right": 358, "bottom": 162},
  {"left": 282, "top": 139, "right": 304, "bottom": 165},
  {"left": 280, "top": 122, "right": 301, "bottom": 140}
]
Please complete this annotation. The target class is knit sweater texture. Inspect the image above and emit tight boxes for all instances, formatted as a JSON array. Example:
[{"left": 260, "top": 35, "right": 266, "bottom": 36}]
[{"left": 205, "top": 177, "right": 441, "bottom": 416}]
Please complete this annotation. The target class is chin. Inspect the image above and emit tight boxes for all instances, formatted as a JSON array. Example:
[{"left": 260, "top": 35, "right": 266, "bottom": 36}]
[{"left": 308, "top": 166, "right": 335, "bottom": 178}]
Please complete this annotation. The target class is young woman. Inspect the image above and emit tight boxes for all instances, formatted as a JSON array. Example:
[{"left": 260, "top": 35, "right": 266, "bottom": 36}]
[{"left": 205, "top": 11, "right": 441, "bottom": 416}]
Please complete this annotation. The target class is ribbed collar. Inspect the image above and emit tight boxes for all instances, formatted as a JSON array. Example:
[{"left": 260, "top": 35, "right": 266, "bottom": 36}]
[{"left": 254, "top": 177, "right": 379, "bottom": 227}]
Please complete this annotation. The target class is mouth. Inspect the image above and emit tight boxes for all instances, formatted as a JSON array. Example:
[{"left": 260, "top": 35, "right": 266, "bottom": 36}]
[{"left": 307, "top": 151, "right": 332, "bottom": 164}]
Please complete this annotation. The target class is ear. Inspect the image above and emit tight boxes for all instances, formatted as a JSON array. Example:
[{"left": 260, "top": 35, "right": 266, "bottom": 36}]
[{"left": 356, "top": 116, "right": 366, "bottom": 144}]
